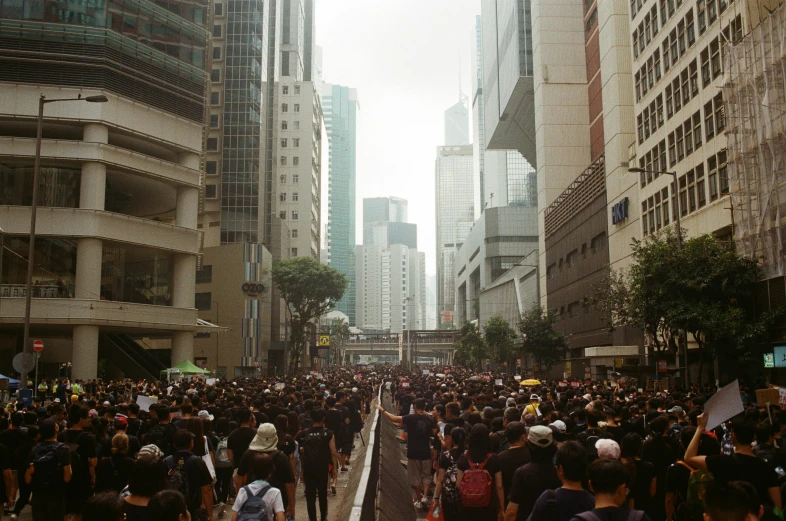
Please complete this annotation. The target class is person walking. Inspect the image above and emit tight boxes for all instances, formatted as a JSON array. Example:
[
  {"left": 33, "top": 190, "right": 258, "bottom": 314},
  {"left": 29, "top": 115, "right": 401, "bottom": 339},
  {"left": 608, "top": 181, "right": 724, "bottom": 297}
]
[
  {"left": 25, "top": 418, "right": 72, "bottom": 521},
  {"left": 297, "top": 408, "right": 339, "bottom": 521}
]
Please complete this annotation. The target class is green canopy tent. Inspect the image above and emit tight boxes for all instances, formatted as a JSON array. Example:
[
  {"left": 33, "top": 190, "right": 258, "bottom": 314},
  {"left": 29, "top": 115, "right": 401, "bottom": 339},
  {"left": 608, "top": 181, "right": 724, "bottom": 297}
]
[{"left": 161, "top": 359, "right": 211, "bottom": 381}]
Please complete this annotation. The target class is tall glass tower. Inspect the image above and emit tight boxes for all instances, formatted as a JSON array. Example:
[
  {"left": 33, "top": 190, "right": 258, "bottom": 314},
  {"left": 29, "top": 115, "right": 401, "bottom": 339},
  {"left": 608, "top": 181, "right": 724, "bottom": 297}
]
[{"left": 322, "top": 84, "right": 358, "bottom": 324}]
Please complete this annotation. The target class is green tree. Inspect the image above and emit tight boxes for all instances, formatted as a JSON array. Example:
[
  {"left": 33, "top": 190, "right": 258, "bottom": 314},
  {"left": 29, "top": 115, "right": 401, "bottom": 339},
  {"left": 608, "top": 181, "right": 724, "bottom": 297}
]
[
  {"left": 273, "top": 257, "right": 347, "bottom": 374},
  {"left": 484, "top": 315, "right": 517, "bottom": 371},
  {"left": 518, "top": 306, "right": 569, "bottom": 375},
  {"left": 453, "top": 322, "right": 488, "bottom": 370}
]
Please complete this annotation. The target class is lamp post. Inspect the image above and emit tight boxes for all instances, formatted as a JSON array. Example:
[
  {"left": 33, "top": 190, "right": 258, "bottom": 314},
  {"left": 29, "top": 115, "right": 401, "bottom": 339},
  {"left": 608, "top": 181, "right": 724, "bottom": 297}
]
[
  {"left": 21, "top": 94, "right": 108, "bottom": 389},
  {"left": 627, "top": 167, "right": 688, "bottom": 388}
]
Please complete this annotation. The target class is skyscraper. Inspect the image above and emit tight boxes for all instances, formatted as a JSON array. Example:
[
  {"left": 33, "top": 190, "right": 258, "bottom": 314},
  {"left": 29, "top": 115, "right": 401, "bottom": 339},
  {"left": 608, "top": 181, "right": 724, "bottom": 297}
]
[
  {"left": 322, "top": 84, "right": 359, "bottom": 324},
  {"left": 435, "top": 145, "right": 474, "bottom": 326},
  {"left": 363, "top": 197, "right": 417, "bottom": 249},
  {"left": 0, "top": 0, "right": 209, "bottom": 379},
  {"left": 444, "top": 99, "right": 470, "bottom": 146}
]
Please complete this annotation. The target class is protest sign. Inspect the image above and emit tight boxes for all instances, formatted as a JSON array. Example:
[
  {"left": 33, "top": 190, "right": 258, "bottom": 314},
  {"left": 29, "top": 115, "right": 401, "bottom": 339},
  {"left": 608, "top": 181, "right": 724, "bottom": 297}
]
[
  {"left": 136, "top": 395, "right": 156, "bottom": 412},
  {"left": 704, "top": 379, "right": 744, "bottom": 431}
]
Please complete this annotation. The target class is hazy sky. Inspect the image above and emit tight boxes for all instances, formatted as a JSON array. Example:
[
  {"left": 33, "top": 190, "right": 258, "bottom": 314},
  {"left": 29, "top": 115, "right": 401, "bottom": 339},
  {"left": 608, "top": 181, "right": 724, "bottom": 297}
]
[{"left": 315, "top": 0, "right": 480, "bottom": 276}]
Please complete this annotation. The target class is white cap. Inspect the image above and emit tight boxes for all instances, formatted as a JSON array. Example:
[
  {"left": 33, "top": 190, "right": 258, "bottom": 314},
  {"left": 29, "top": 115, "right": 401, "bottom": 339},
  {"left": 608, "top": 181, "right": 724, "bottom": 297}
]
[{"left": 352, "top": 387, "right": 358, "bottom": 393}]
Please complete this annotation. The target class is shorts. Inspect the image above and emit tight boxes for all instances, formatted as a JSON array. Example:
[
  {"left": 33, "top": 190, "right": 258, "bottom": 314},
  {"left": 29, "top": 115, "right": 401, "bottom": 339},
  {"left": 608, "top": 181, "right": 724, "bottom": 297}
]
[{"left": 407, "top": 458, "right": 432, "bottom": 487}]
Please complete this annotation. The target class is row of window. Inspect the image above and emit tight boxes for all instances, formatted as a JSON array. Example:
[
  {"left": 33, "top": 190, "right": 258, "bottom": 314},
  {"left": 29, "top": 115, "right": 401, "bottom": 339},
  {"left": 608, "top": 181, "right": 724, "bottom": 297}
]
[
  {"left": 279, "top": 192, "right": 299, "bottom": 202},
  {"left": 281, "top": 85, "right": 301, "bottom": 95},
  {"left": 640, "top": 149, "right": 728, "bottom": 235},
  {"left": 546, "top": 232, "right": 607, "bottom": 280},
  {"left": 278, "top": 210, "right": 299, "bottom": 220},
  {"left": 281, "top": 103, "right": 300, "bottom": 113},
  {"left": 632, "top": 4, "right": 659, "bottom": 58},
  {"left": 279, "top": 174, "right": 300, "bottom": 184},
  {"left": 280, "top": 138, "right": 300, "bottom": 148},
  {"left": 281, "top": 120, "right": 300, "bottom": 131}
]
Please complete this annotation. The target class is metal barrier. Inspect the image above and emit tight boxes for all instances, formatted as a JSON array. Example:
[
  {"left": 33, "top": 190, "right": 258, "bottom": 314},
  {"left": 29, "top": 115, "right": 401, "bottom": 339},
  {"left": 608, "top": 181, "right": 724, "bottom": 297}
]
[{"left": 349, "top": 381, "right": 384, "bottom": 521}]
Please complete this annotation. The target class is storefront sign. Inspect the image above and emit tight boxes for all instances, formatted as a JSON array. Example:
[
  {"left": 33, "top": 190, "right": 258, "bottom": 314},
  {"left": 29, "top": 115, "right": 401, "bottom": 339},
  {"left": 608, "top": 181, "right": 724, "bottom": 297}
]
[
  {"left": 241, "top": 282, "right": 265, "bottom": 296},
  {"left": 764, "top": 353, "right": 775, "bottom": 368},
  {"left": 611, "top": 197, "right": 629, "bottom": 224}
]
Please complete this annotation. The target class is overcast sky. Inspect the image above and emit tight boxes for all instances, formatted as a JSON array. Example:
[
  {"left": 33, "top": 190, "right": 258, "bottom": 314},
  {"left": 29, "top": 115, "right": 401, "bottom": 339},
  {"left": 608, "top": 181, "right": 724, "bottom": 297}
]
[{"left": 316, "top": 0, "right": 480, "bottom": 276}]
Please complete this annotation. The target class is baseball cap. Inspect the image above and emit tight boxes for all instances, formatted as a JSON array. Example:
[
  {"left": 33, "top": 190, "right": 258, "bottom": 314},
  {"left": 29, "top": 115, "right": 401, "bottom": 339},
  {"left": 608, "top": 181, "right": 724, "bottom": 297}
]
[
  {"left": 103, "top": 401, "right": 111, "bottom": 407},
  {"left": 550, "top": 420, "right": 567, "bottom": 433},
  {"left": 352, "top": 387, "right": 358, "bottom": 393},
  {"left": 527, "top": 425, "right": 553, "bottom": 447},
  {"left": 198, "top": 410, "right": 214, "bottom": 421},
  {"left": 114, "top": 416, "right": 128, "bottom": 429},
  {"left": 667, "top": 406, "right": 684, "bottom": 414}
]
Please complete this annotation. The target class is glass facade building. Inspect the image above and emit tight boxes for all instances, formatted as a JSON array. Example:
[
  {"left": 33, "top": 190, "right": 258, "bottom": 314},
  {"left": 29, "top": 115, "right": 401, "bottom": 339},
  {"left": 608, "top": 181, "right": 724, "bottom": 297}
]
[{"left": 322, "top": 84, "right": 358, "bottom": 325}]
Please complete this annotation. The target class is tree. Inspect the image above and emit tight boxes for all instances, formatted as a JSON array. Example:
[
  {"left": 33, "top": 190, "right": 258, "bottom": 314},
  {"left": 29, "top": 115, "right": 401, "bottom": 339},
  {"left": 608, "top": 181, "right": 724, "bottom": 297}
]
[
  {"left": 453, "top": 322, "right": 488, "bottom": 370},
  {"left": 321, "top": 318, "right": 350, "bottom": 366},
  {"left": 518, "top": 306, "right": 569, "bottom": 374},
  {"left": 273, "top": 257, "right": 347, "bottom": 374},
  {"left": 484, "top": 315, "right": 517, "bottom": 371}
]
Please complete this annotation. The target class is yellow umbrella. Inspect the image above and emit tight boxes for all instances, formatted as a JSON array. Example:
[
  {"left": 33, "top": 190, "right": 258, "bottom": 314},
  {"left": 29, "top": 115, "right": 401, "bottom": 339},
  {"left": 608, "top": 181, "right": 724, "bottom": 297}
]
[{"left": 520, "top": 379, "right": 541, "bottom": 386}]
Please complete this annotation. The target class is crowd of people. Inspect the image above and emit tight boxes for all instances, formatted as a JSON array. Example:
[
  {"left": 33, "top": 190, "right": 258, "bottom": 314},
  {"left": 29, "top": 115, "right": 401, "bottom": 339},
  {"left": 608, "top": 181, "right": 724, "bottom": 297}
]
[
  {"left": 0, "top": 365, "right": 781, "bottom": 521},
  {"left": 378, "top": 368, "right": 784, "bottom": 521},
  {"left": 0, "top": 369, "right": 376, "bottom": 521}
]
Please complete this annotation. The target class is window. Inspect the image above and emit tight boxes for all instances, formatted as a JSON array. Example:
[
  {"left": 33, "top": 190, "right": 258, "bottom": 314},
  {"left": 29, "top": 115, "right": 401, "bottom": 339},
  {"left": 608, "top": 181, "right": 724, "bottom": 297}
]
[
  {"left": 679, "top": 174, "right": 688, "bottom": 216},
  {"left": 293, "top": 138, "right": 300, "bottom": 147},
  {"left": 211, "top": 69, "right": 220, "bottom": 82},
  {"left": 210, "top": 114, "right": 219, "bottom": 128},
  {"left": 294, "top": 85, "right": 300, "bottom": 95},
  {"left": 676, "top": 126, "right": 685, "bottom": 161},
  {"left": 292, "top": 156, "right": 299, "bottom": 166},
  {"left": 294, "top": 104, "right": 300, "bottom": 113},
  {"left": 696, "top": 164, "right": 707, "bottom": 208},
  {"left": 281, "top": 103, "right": 288, "bottom": 113},
  {"left": 666, "top": 85, "right": 674, "bottom": 118},
  {"left": 708, "top": 0, "right": 717, "bottom": 24},
  {"left": 684, "top": 118, "right": 693, "bottom": 156},
  {"left": 206, "top": 138, "right": 218, "bottom": 151},
  {"left": 708, "top": 155, "right": 719, "bottom": 201},
  {"left": 280, "top": 156, "right": 287, "bottom": 166},
  {"left": 280, "top": 138, "right": 287, "bottom": 148},
  {"left": 292, "top": 174, "right": 299, "bottom": 183},
  {"left": 280, "top": 174, "right": 286, "bottom": 184},
  {"left": 686, "top": 10, "right": 695, "bottom": 46},
  {"left": 291, "top": 229, "right": 298, "bottom": 239},
  {"left": 205, "top": 184, "right": 217, "bottom": 199},
  {"left": 279, "top": 210, "right": 287, "bottom": 219},
  {"left": 195, "top": 292, "right": 212, "bottom": 311},
  {"left": 291, "top": 248, "right": 298, "bottom": 256},
  {"left": 196, "top": 265, "right": 212, "bottom": 284},
  {"left": 279, "top": 193, "right": 286, "bottom": 202},
  {"left": 719, "top": 149, "right": 729, "bottom": 194},
  {"left": 281, "top": 120, "right": 287, "bottom": 130},
  {"left": 292, "top": 211, "right": 299, "bottom": 219},
  {"left": 282, "top": 86, "right": 289, "bottom": 95},
  {"left": 292, "top": 192, "right": 298, "bottom": 202},
  {"left": 293, "top": 121, "right": 300, "bottom": 130},
  {"left": 214, "top": 3, "right": 222, "bottom": 15},
  {"left": 206, "top": 161, "right": 217, "bottom": 175},
  {"left": 210, "top": 92, "right": 219, "bottom": 105},
  {"left": 714, "top": 93, "right": 725, "bottom": 132},
  {"left": 705, "top": 100, "right": 715, "bottom": 139},
  {"left": 687, "top": 169, "right": 697, "bottom": 212},
  {"left": 698, "top": 0, "right": 707, "bottom": 33},
  {"left": 213, "top": 25, "right": 222, "bottom": 38},
  {"left": 710, "top": 38, "right": 721, "bottom": 78},
  {"left": 663, "top": 41, "right": 670, "bottom": 71},
  {"left": 693, "top": 111, "right": 702, "bottom": 149},
  {"left": 689, "top": 60, "right": 698, "bottom": 96},
  {"left": 213, "top": 46, "right": 221, "bottom": 60}
]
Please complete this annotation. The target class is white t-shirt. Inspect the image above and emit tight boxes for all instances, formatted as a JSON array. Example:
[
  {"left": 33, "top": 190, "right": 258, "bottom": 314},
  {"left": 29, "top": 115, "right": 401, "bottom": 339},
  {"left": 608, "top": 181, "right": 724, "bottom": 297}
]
[{"left": 232, "top": 480, "right": 285, "bottom": 521}]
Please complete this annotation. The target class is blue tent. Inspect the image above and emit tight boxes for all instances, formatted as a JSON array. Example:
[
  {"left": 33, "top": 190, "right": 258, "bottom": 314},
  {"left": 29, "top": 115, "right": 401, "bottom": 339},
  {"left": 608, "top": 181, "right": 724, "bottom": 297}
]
[{"left": 0, "top": 374, "right": 20, "bottom": 390}]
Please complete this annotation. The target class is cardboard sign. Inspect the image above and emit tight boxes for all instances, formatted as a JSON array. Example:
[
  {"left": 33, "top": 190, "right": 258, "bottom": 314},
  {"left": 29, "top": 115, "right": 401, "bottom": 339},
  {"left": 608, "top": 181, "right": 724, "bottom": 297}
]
[
  {"left": 495, "top": 379, "right": 503, "bottom": 386},
  {"left": 756, "top": 388, "right": 779, "bottom": 406},
  {"left": 704, "top": 379, "right": 744, "bottom": 431},
  {"left": 514, "top": 375, "right": 521, "bottom": 381},
  {"left": 274, "top": 383, "right": 285, "bottom": 391},
  {"left": 136, "top": 395, "right": 156, "bottom": 412},
  {"left": 206, "top": 378, "right": 216, "bottom": 386}
]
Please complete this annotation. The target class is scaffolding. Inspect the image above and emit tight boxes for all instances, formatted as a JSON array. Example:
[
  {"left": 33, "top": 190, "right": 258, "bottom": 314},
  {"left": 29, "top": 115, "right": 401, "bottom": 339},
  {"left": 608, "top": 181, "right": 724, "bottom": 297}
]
[{"left": 724, "top": 3, "right": 786, "bottom": 279}]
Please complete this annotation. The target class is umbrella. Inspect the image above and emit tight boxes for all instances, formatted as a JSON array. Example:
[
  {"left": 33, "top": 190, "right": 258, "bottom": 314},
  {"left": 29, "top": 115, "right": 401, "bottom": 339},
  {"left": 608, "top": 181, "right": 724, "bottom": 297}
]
[{"left": 520, "top": 379, "right": 541, "bottom": 386}]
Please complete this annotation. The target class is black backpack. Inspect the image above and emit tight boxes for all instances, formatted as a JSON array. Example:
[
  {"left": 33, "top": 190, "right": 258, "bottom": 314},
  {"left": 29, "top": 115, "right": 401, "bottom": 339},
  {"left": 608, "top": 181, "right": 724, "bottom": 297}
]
[
  {"left": 62, "top": 431, "right": 88, "bottom": 482},
  {"left": 31, "top": 442, "right": 65, "bottom": 490},
  {"left": 145, "top": 423, "right": 175, "bottom": 456},
  {"left": 299, "top": 412, "right": 313, "bottom": 430},
  {"left": 302, "top": 428, "right": 329, "bottom": 468},
  {"left": 165, "top": 454, "right": 198, "bottom": 511}
]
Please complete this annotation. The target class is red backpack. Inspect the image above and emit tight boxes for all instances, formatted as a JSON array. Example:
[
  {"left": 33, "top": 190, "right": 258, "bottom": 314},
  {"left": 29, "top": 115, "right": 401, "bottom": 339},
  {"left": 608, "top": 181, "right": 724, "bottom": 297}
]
[{"left": 459, "top": 452, "right": 493, "bottom": 508}]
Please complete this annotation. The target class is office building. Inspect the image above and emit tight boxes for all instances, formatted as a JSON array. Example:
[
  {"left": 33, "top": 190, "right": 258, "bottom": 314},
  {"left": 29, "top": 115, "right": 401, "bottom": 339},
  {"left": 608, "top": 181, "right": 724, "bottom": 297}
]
[
  {"left": 0, "top": 0, "right": 209, "bottom": 379},
  {"left": 472, "top": 14, "right": 537, "bottom": 217},
  {"left": 444, "top": 99, "right": 470, "bottom": 146},
  {"left": 322, "top": 83, "right": 359, "bottom": 325},
  {"left": 355, "top": 244, "right": 426, "bottom": 334},
  {"left": 363, "top": 197, "right": 417, "bottom": 249},
  {"left": 435, "top": 145, "right": 474, "bottom": 326}
]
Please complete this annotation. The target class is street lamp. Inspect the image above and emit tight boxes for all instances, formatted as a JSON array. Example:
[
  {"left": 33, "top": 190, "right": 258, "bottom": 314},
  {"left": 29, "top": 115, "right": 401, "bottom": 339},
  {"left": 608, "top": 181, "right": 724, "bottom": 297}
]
[
  {"left": 627, "top": 166, "right": 688, "bottom": 388},
  {"left": 20, "top": 94, "right": 108, "bottom": 389}
]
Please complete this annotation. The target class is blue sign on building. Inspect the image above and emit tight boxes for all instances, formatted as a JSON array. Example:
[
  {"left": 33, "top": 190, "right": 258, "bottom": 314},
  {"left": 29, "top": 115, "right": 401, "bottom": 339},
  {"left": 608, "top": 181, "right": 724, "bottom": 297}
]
[{"left": 611, "top": 197, "right": 629, "bottom": 225}]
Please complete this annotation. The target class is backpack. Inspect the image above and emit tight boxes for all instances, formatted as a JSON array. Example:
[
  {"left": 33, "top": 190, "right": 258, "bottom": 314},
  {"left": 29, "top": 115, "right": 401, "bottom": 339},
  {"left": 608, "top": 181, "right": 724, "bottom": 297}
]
[
  {"left": 675, "top": 461, "right": 714, "bottom": 521},
  {"left": 459, "top": 452, "right": 492, "bottom": 508},
  {"left": 441, "top": 450, "right": 460, "bottom": 503},
  {"left": 31, "top": 442, "right": 65, "bottom": 490},
  {"left": 215, "top": 437, "right": 232, "bottom": 468},
  {"left": 237, "top": 484, "right": 271, "bottom": 521},
  {"left": 145, "top": 423, "right": 175, "bottom": 456},
  {"left": 577, "top": 510, "right": 645, "bottom": 521},
  {"left": 494, "top": 431, "right": 510, "bottom": 453},
  {"left": 63, "top": 431, "right": 87, "bottom": 482},
  {"left": 545, "top": 490, "right": 558, "bottom": 521},
  {"left": 302, "top": 428, "right": 329, "bottom": 468},
  {"left": 299, "top": 412, "right": 313, "bottom": 430},
  {"left": 165, "top": 454, "right": 198, "bottom": 511},
  {"left": 583, "top": 433, "right": 600, "bottom": 461}
]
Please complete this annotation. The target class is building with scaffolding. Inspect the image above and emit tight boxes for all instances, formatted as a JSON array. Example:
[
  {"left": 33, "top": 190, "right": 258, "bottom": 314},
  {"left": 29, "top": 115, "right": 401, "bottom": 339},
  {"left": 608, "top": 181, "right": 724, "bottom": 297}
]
[{"left": 725, "top": 1, "right": 786, "bottom": 334}]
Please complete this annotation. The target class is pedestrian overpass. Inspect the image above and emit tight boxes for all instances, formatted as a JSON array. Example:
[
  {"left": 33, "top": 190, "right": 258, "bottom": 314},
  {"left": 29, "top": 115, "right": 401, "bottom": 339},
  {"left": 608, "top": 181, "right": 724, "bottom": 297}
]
[{"left": 341, "top": 330, "right": 459, "bottom": 365}]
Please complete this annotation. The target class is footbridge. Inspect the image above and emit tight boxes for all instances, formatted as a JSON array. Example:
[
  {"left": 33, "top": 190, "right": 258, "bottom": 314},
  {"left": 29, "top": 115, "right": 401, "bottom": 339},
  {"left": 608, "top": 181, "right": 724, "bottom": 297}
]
[{"left": 341, "top": 330, "right": 459, "bottom": 366}]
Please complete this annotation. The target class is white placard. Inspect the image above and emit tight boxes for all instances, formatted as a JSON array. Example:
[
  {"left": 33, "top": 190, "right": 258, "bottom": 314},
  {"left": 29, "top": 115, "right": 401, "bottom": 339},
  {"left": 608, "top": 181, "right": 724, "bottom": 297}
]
[
  {"left": 514, "top": 375, "right": 521, "bottom": 381},
  {"left": 703, "top": 379, "right": 744, "bottom": 431},
  {"left": 136, "top": 395, "right": 156, "bottom": 412},
  {"left": 495, "top": 379, "right": 503, "bottom": 386},
  {"left": 206, "top": 378, "right": 216, "bottom": 386},
  {"left": 274, "top": 383, "right": 285, "bottom": 391},
  {"left": 423, "top": 370, "right": 430, "bottom": 375}
]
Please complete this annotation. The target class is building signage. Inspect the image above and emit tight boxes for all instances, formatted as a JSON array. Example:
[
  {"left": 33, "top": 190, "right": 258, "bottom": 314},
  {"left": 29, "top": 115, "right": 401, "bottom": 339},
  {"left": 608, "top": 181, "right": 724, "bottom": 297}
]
[
  {"left": 318, "top": 335, "right": 331, "bottom": 347},
  {"left": 611, "top": 197, "right": 629, "bottom": 225},
  {"left": 774, "top": 346, "right": 786, "bottom": 368},
  {"left": 764, "top": 353, "right": 775, "bottom": 368},
  {"left": 241, "top": 282, "right": 265, "bottom": 296}
]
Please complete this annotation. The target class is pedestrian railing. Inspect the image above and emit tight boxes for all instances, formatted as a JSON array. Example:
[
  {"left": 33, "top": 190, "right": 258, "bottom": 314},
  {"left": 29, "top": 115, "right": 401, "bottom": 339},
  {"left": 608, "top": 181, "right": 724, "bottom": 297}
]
[{"left": 349, "top": 381, "right": 384, "bottom": 521}]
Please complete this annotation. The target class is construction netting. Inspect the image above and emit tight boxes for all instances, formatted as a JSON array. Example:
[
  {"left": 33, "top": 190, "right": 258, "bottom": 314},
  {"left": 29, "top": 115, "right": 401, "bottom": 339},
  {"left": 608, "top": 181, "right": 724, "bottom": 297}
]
[{"left": 724, "top": 4, "right": 786, "bottom": 279}]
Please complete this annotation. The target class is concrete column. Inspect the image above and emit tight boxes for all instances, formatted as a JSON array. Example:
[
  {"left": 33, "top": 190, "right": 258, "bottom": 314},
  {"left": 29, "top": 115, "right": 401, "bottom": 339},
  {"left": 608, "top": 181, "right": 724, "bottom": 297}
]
[
  {"left": 176, "top": 186, "right": 199, "bottom": 229},
  {"left": 80, "top": 162, "right": 106, "bottom": 210},
  {"left": 83, "top": 123, "right": 108, "bottom": 144},
  {"left": 171, "top": 330, "right": 194, "bottom": 366},
  {"left": 72, "top": 325, "right": 99, "bottom": 380},
  {"left": 172, "top": 254, "right": 196, "bottom": 309},
  {"left": 75, "top": 237, "right": 102, "bottom": 300}
]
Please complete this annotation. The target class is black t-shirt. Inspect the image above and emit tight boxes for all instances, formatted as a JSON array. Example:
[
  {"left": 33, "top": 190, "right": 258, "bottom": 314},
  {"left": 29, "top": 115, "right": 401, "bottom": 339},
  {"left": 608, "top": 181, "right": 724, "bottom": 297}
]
[
  {"left": 166, "top": 451, "right": 212, "bottom": 513},
  {"left": 237, "top": 449, "right": 295, "bottom": 509},
  {"left": 630, "top": 459, "right": 656, "bottom": 512},
  {"left": 0, "top": 428, "right": 27, "bottom": 470},
  {"left": 570, "top": 506, "right": 652, "bottom": 521},
  {"left": 296, "top": 427, "right": 334, "bottom": 471},
  {"left": 529, "top": 488, "right": 595, "bottom": 521},
  {"left": 706, "top": 453, "right": 779, "bottom": 506},
  {"left": 95, "top": 453, "right": 134, "bottom": 493},
  {"left": 457, "top": 453, "right": 502, "bottom": 516},
  {"left": 497, "top": 446, "right": 531, "bottom": 506},
  {"left": 665, "top": 461, "right": 692, "bottom": 521},
  {"left": 58, "top": 429, "right": 97, "bottom": 487},
  {"left": 0, "top": 443, "right": 9, "bottom": 502},
  {"left": 402, "top": 413, "right": 435, "bottom": 460},
  {"left": 324, "top": 409, "right": 343, "bottom": 443},
  {"left": 508, "top": 461, "right": 561, "bottom": 521},
  {"left": 226, "top": 427, "right": 256, "bottom": 469}
]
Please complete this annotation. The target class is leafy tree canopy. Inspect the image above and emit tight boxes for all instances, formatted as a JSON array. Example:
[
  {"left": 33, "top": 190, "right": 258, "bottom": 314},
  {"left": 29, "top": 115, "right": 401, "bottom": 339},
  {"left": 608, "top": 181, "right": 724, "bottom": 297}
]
[{"left": 518, "top": 305, "right": 569, "bottom": 373}]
